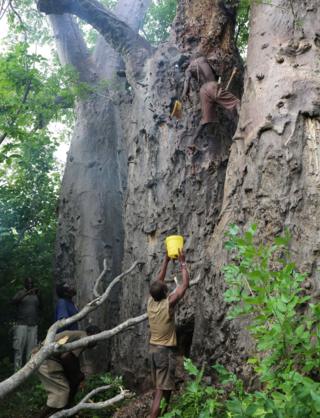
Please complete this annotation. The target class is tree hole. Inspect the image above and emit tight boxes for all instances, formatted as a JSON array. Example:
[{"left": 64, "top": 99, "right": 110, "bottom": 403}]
[{"left": 176, "top": 319, "right": 194, "bottom": 357}]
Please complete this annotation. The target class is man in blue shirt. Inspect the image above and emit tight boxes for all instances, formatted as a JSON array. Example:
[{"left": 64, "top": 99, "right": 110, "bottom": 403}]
[{"left": 55, "top": 283, "right": 79, "bottom": 331}]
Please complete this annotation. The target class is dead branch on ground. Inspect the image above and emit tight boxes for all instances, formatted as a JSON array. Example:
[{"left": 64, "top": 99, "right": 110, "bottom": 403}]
[{"left": 50, "top": 386, "right": 132, "bottom": 418}]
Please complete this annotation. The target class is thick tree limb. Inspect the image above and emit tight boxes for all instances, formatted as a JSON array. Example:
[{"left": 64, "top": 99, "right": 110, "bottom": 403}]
[
  {"left": 50, "top": 386, "right": 132, "bottom": 417},
  {"left": 37, "top": 0, "right": 153, "bottom": 82},
  {"left": 93, "top": 0, "right": 151, "bottom": 81},
  {"left": 49, "top": 14, "right": 95, "bottom": 82}
]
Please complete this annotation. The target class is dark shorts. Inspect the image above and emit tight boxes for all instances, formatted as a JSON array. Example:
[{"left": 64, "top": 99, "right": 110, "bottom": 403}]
[{"left": 149, "top": 345, "right": 177, "bottom": 391}]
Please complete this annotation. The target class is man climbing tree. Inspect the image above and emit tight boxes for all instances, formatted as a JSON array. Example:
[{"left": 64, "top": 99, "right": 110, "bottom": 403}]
[
  {"left": 147, "top": 250, "right": 190, "bottom": 418},
  {"left": 182, "top": 55, "right": 240, "bottom": 149}
]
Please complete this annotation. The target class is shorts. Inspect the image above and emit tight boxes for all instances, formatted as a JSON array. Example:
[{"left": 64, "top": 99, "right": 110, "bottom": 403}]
[{"left": 149, "top": 345, "right": 177, "bottom": 391}]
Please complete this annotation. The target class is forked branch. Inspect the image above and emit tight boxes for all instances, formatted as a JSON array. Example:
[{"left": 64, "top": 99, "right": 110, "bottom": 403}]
[{"left": 50, "top": 385, "right": 132, "bottom": 417}]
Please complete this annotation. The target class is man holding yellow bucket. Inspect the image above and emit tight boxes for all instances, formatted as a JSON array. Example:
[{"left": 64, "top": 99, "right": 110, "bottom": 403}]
[{"left": 147, "top": 236, "right": 189, "bottom": 418}]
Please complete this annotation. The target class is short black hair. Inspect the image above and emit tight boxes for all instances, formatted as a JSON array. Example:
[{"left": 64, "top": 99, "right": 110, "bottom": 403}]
[
  {"left": 150, "top": 280, "right": 168, "bottom": 302},
  {"left": 56, "top": 282, "right": 69, "bottom": 298}
]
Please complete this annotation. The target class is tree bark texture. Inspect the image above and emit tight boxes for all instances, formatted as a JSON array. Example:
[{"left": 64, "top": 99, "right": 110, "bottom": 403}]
[
  {"left": 50, "top": 0, "right": 150, "bottom": 371},
  {"left": 190, "top": 0, "right": 320, "bottom": 378},
  {"left": 41, "top": 0, "right": 243, "bottom": 383},
  {"left": 108, "top": 0, "right": 242, "bottom": 388},
  {"left": 218, "top": 0, "right": 320, "bottom": 281}
]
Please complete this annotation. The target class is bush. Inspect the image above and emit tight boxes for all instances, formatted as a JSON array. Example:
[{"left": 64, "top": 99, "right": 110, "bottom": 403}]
[{"left": 164, "top": 226, "right": 320, "bottom": 417}]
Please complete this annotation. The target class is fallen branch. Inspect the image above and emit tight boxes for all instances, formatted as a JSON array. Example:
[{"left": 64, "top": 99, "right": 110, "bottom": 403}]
[
  {"left": 0, "top": 260, "right": 141, "bottom": 399},
  {"left": 50, "top": 386, "right": 132, "bottom": 418}
]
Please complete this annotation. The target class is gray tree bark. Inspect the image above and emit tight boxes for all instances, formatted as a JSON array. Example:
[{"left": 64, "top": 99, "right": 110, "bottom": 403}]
[
  {"left": 190, "top": 0, "right": 320, "bottom": 380},
  {"left": 38, "top": 0, "right": 248, "bottom": 387},
  {"left": 37, "top": 0, "right": 320, "bottom": 398},
  {"left": 45, "top": 0, "right": 151, "bottom": 371}
]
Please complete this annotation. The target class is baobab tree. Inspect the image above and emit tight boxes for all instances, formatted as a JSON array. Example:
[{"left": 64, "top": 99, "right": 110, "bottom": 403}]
[
  {"left": 2, "top": 0, "right": 318, "bottom": 409},
  {"left": 39, "top": 0, "right": 320, "bottom": 389},
  {"left": 37, "top": 0, "right": 243, "bottom": 384}
]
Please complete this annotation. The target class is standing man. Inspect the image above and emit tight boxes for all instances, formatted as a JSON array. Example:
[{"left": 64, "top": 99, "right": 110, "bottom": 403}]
[
  {"left": 12, "top": 277, "right": 41, "bottom": 371},
  {"left": 147, "top": 250, "right": 190, "bottom": 418},
  {"left": 55, "top": 282, "right": 79, "bottom": 332}
]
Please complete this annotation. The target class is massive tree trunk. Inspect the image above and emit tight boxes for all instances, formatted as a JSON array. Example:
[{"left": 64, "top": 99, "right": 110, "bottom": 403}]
[
  {"left": 197, "top": 0, "right": 320, "bottom": 376},
  {"left": 38, "top": 0, "right": 242, "bottom": 382},
  {"left": 37, "top": 0, "right": 319, "bottom": 398},
  {"left": 47, "top": 0, "right": 150, "bottom": 369},
  {"left": 112, "top": 0, "right": 242, "bottom": 387}
]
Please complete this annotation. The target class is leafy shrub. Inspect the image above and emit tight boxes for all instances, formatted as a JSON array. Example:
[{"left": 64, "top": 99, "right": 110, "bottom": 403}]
[{"left": 164, "top": 226, "right": 320, "bottom": 417}]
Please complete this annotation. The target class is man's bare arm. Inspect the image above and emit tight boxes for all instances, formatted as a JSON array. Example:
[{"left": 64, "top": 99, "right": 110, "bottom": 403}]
[
  {"left": 156, "top": 254, "right": 170, "bottom": 282},
  {"left": 169, "top": 250, "right": 189, "bottom": 307}
]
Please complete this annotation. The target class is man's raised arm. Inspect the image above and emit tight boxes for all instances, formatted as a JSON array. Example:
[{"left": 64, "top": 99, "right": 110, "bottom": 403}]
[
  {"left": 155, "top": 253, "right": 170, "bottom": 282},
  {"left": 169, "top": 250, "right": 189, "bottom": 307}
]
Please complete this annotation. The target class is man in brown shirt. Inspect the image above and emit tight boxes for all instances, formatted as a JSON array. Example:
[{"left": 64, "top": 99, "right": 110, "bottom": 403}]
[
  {"left": 147, "top": 250, "right": 190, "bottom": 418},
  {"left": 182, "top": 56, "right": 240, "bottom": 146}
]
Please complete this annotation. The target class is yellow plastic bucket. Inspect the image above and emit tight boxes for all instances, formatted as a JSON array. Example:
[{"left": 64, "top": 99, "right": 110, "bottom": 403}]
[{"left": 165, "top": 235, "right": 184, "bottom": 259}]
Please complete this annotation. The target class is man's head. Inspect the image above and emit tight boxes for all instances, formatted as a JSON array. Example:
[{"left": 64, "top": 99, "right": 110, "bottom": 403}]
[
  {"left": 150, "top": 280, "right": 168, "bottom": 302},
  {"left": 24, "top": 277, "right": 34, "bottom": 290},
  {"left": 56, "top": 282, "right": 76, "bottom": 299}
]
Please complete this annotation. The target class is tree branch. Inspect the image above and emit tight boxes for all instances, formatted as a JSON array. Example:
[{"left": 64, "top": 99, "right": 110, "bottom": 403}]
[
  {"left": 49, "top": 14, "right": 95, "bottom": 82},
  {"left": 0, "top": 259, "right": 200, "bottom": 399},
  {"left": 0, "top": 260, "right": 142, "bottom": 399},
  {"left": 44, "top": 260, "right": 141, "bottom": 344},
  {"left": 37, "top": 0, "right": 153, "bottom": 82},
  {"left": 50, "top": 386, "right": 132, "bottom": 417},
  {"left": 93, "top": 258, "right": 108, "bottom": 297},
  {"left": 92, "top": 0, "right": 151, "bottom": 81}
]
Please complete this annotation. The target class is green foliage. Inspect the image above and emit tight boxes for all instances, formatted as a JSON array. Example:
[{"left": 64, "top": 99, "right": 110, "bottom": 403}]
[
  {"left": 222, "top": 225, "right": 320, "bottom": 416},
  {"left": 164, "top": 227, "right": 320, "bottom": 417},
  {"left": 0, "top": 129, "right": 60, "bottom": 359},
  {"left": 224, "top": 226, "right": 319, "bottom": 385},
  {"left": 163, "top": 359, "right": 222, "bottom": 418},
  {"left": 4, "top": 0, "right": 53, "bottom": 45},
  {"left": 143, "top": 0, "right": 177, "bottom": 45},
  {"left": 0, "top": 42, "right": 77, "bottom": 152},
  {"left": 236, "top": 0, "right": 250, "bottom": 56}
]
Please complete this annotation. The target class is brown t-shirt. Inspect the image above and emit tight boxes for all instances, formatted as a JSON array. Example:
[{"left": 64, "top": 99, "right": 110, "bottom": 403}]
[{"left": 147, "top": 297, "right": 177, "bottom": 347}]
